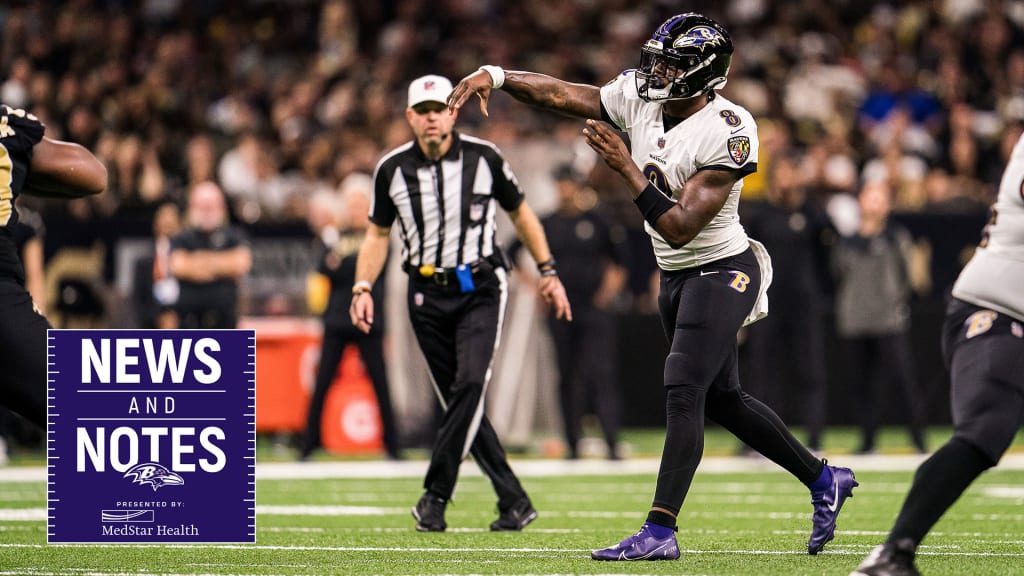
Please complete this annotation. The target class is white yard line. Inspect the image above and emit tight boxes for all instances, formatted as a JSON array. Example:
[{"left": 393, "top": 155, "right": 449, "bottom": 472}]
[
  {"left": 5, "top": 453, "right": 1024, "bottom": 483},
  {"left": 2, "top": 542, "right": 1024, "bottom": 558}
]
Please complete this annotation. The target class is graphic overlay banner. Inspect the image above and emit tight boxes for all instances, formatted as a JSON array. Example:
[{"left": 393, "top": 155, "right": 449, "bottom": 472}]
[{"left": 47, "top": 330, "right": 255, "bottom": 543}]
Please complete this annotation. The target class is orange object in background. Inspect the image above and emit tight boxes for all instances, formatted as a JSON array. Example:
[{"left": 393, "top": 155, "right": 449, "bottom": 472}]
[{"left": 241, "top": 317, "right": 383, "bottom": 454}]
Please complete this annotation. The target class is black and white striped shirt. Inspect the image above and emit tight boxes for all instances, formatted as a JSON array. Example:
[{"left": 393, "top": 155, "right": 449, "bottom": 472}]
[{"left": 370, "top": 131, "right": 525, "bottom": 269}]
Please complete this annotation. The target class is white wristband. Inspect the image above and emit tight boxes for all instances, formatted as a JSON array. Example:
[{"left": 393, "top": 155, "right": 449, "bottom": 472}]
[
  {"left": 353, "top": 280, "right": 372, "bottom": 292},
  {"left": 479, "top": 65, "right": 505, "bottom": 89}
]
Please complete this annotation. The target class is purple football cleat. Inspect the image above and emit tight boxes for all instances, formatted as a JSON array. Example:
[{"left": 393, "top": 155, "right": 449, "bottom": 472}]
[
  {"left": 808, "top": 464, "right": 859, "bottom": 554},
  {"left": 591, "top": 522, "right": 680, "bottom": 561}
]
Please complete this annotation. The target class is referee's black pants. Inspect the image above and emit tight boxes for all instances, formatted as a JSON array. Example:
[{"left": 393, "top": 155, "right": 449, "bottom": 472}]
[
  {"left": 408, "top": 267, "right": 527, "bottom": 509},
  {"left": 0, "top": 277, "right": 51, "bottom": 429}
]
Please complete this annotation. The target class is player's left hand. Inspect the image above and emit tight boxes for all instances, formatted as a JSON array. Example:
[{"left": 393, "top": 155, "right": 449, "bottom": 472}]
[
  {"left": 539, "top": 275, "right": 572, "bottom": 322},
  {"left": 583, "top": 119, "right": 631, "bottom": 174}
]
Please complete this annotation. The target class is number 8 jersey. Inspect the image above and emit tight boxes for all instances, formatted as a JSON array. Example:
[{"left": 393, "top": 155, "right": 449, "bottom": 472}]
[
  {"left": 952, "top": 132, "right": 1024, "bottom": 322},
  {"left": 600, "top": 70, "right": 758, "bottom": 271}
]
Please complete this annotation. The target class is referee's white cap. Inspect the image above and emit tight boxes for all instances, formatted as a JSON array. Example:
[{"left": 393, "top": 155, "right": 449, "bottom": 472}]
[{"left": 408, "top": 75, "right": 453, "bottom": 108}]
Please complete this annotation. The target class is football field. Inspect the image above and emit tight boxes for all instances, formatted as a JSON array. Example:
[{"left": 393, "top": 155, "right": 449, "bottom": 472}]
[{"left": 1, "top": 446, "right": 1023, "bottom": 575}]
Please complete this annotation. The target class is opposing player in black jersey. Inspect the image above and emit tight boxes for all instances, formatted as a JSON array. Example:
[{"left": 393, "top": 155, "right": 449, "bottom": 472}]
[{"left": 0, "top": 104, "right": 107, "bottom": 428}]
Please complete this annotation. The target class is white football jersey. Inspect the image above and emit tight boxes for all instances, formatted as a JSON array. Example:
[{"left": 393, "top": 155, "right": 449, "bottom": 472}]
[
  {"left": 952, "top": 132, "right": 1024, "bottom": 322},
  {"left": 600, "top": 70, "right": 758, "bottom": 270}
]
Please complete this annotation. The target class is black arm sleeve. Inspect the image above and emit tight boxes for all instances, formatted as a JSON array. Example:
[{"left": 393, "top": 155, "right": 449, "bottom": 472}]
[{"left": 698, "top": 163, "right": 758, "bottom": 177}]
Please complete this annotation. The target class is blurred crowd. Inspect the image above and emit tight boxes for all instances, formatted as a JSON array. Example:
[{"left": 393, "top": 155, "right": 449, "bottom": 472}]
[{"left": 0, "top": 0, "right": 1020, "bottom": 313}]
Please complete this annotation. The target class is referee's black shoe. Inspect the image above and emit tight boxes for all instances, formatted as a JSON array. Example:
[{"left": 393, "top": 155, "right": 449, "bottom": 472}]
[
  {"left": 412, "top": 492, "right": 447, "bottom": 532},
  {"left": 490, "top": 496, "right": 537, "bottom": 531}
]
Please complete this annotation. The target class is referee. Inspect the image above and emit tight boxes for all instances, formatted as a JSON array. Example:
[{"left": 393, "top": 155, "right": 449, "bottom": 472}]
[{"left": 350, "top": 75, "right": 571, "bottom": 532}]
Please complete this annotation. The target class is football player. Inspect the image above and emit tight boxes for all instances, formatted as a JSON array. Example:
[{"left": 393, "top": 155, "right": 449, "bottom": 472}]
[
  {"left": 0, "top": 104, "right": 106, "bottom": 429},
  {"left": 851, "top": 132, "right": 1024, "bottom": 576},
  {"left": 449, "top": 12, "right": 857, "bottom": 560}
]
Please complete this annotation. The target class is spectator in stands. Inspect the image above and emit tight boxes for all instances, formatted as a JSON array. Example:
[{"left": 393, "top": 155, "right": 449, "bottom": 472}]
[
  {"left": 184, "top": 134, "right": 218, "bottom": 189},
  {"left": 218, "top": 132, "right": 290, "bottom": 223}
]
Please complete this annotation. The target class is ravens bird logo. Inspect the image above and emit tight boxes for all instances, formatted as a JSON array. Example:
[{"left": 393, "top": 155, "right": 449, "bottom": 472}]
[
  {"left": 123, "top": 463, "right": 185, "bottom": 491},
  {"left": 673, "top": 26, "right": 726, "bottom": 52}
]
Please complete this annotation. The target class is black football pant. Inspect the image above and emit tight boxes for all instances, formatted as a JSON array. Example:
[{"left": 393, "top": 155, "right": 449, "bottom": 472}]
[
  {"left": 653, "top": 248, "right": 822, "bottom": 516},
  {"left": 0, "top": 277, "right": 51, "bottom": 429},
  {"left": 301, "top": 328, "right": 400, "bottom": 458},
  {"left": 408, "top": 268, "right": 526, "bottom": 509},
  {"left": 547, "top": 304, "right": 620, "bottom": 456},
  {"left": 887, "top": 299, "right": 1024, "bottom": 545}
]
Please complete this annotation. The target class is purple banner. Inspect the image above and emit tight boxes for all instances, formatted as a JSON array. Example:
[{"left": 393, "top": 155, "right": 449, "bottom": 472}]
[{"left": 47, "top": 330, "right": 255, "bottom": 543}]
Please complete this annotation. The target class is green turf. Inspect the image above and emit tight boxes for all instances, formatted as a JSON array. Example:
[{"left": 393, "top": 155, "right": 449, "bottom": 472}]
[{"left": 2, "top": 456, "right": 1024, "bottom": 574}]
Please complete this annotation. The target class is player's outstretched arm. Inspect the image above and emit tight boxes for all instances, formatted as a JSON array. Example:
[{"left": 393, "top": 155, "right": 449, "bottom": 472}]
[
  {"left": 24, "top": 137, "right": 107, "bottom": 198},
  {"left": 583, "top": 119, "right": 735, "bottom": 249},
  {"left": 447, "top": 67, "right": 601, "bottom": 120}
]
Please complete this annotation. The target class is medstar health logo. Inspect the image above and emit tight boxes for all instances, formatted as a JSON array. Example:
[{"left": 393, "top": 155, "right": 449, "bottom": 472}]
[{"left": 123, "top": 463, "right": 185, "bottom": 491}]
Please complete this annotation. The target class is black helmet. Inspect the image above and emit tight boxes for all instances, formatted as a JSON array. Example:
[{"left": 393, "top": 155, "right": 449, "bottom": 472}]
[{"left": 636, "top": 13, "right": 733, "bottom": 102}]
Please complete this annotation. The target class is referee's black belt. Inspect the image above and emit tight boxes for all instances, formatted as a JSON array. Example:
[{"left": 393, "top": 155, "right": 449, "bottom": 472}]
[{"left": 402, "top": 254, "right": 503, "bottom": 286}]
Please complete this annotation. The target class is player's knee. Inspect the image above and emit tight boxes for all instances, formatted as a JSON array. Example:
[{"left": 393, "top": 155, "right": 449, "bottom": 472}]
[
  {"left": 952, "top": 432, "right": 1006, "bottom": 468},
  {"left": 664, "top": 352, "right": 712, "bottom": 389},
  {"left": 704, "top": 388, "right": 751, "bottom": 422},
  {"left": 664, "top": 352, "right": 711, "bottom": 421},
  {"left": 665, "top": 383, "right": 705, "bottom": 421}
]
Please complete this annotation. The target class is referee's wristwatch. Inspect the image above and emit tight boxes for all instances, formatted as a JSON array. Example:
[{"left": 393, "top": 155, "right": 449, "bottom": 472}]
[
  {"left": 537, "top": 258, "right": 558, "bottom": 277},
  {"left": 352, "top": 280, "right": 372, "bottom": 296}
]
